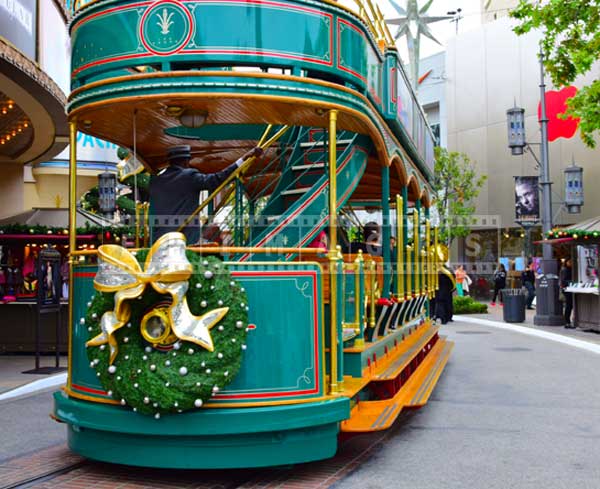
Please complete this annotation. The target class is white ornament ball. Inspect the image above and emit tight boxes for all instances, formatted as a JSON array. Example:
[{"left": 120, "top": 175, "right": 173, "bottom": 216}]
[
  {"left": 165, "top": 382, "right": 170, "bottom": 387},
  {"left": 174, "top": 402, "right": 179, "bottom": 408},
  {"left": 204, "top": 270, "right": 213, "bottom": 279},
  {"left": 153, "top": 402, "right": 158, "bottom": 408},
  {"left": 124, "top": 355, "right": 129, "bottom": 360},
  {"left": 133, "top": 383, "right": 139, "bottom": 388},
  {"left": 173, "top": 342, "right": 181, "bottom": 350},
  {"left": 218, "top": 300, "right": 223, "bottom": 306},
  {"left": 172, "top": 352, "right": 177, "bottom": 357},
  {"left": 203, "top": 260, "right": 209, "bottom": 266},
  {"left": 142, "top": 355, "right": 148, "bottom": 361},
  {"left": 87, "top": 301, "right": 92, "bottom": 308},
  {"left": 133, "top": 407, "right": 137, "bottom": 412},
  {"left": 210, "top": 285, "right": 215, "bottom": 290},
  {"left": 120, "top": 399, "right": 126, "bottom": 405},
  {"left": 99, "top": 345, "right": 106, "bottom": 351},
  {"left": 91, "top": 313, "right": 98, "bottom": 320},
  {"left": 230, "top": 281, "right": 235, "bottom": 287},
  {"left": 196, "top": 382, "right": 202, "bottom": 387},
  {"left": 108, "top": 365, "right": 116, "bottom": 374},
  {"left": 241, "top": 287, "right": 245, "bottom": 292},
  {"left": 154, "top": 413, "right": 160, "bottom": 419},
  {"left": 218, "top": 325, "right": 224, "bottom": 331},
  {"left": 96, "top": 372, "right": 101, "bottom": 377},
  {"left": 200, "top": 300, "right": 207, "bottom": 308},
  {"left": 217, "top": 353, "right": 223, "bottom": 359},
  {"left": 179, "top": 366, "right": 188, "bottom": 376},
  {"left": 240, "top": 303, "right": 245, "bottom": 308},
  {"left": 143, "top": 397, "right": 150, "bottom": 404},
  {"left": 79, "top": 318, "right": 85, "bottom": 325},
  {"left": 224, "top": 371, "right": 229, "bottom": 377},
  {"left": 231, "top": 338, "right": 236, "bottom": 343},
  {"left": 188, "top": 348, "right": 194, "bottom": 355},
  {"left": 123, "top": 337, "right": 129, "bottom": 343},
  {"left": 87, "top": 327, "right": 92, "bottom": 332},
  {"left": 236, "top": 321, "right": 244, "bottom": 329},
  {"left": 196, "top": 283, "right": 202, "bottom": 289},
  {"left": 145, "top": 346, "right": 152, "bottom": 353},
  {"left": 194, "top": 399, "right": 203, "bottom": 408},
  {"left": 242, "top": 344, "right": 247, "bottom": 350},
  {"left": 117, "top": 376, "right": 122, "bottom": 381},
  {"left": 107, "top": 390, "right": 113, "bottom": 397},
  {"left": 206, "top": 368, "right": 211, "bottom": 374},
  {"left": 165, "top": 360, "right": 171, "bottom": 366},
  {"left": 137, "top": 369, "right": 142, "bottom": 374},
  {"left": 150, "top": 364, "right": 156, "bottom": 372},
  {"left": 212, "top": 386, "right": 219, "bottom": 393}
]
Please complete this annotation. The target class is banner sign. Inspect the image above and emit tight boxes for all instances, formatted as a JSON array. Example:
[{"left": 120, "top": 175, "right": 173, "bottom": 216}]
[
  {"left": 0, "top": 0, "right": 37, "bottom": 60},
  {"left": 514, "top": 176, "right": 540, "bottom": 225}
]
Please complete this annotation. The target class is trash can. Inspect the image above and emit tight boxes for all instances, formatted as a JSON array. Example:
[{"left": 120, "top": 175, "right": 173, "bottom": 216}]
[{"left": 502, "top": 289, "right": 526, "bottom": 323}]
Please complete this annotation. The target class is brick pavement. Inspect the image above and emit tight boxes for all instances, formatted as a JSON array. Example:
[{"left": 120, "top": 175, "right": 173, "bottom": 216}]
[{"left": 0, "top": 415, "right": 409, "bottom": 489}]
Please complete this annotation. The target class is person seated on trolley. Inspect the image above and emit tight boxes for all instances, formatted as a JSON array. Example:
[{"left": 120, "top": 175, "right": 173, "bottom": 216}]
[{"left": 149, "top": 144, "right": 262, "bottom": 244}]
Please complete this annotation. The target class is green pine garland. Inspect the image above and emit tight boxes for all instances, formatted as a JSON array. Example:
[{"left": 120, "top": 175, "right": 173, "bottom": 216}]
[{"left": 85, "top": 251, "right": 249, "bottom": 418}]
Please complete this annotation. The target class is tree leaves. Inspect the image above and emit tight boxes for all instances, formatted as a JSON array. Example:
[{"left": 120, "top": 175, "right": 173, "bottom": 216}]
[
  {"left": 433, "top": 147, "right": 487, "bottom": 245},
  {"left": 511, "top": 0, "right": 600, "bottom": 147}
]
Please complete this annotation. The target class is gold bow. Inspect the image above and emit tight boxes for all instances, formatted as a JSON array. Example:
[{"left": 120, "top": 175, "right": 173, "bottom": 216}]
[{"left": 86, "top": 232, "right": 228, "bottom": 364}]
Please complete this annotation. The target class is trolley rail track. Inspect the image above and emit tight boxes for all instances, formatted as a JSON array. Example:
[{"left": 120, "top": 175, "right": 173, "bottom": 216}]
[{"left": 1, "top": 461, "right": 88, "bottom": 489}]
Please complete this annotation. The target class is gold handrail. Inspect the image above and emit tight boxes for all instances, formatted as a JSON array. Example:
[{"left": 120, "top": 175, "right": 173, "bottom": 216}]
[
  {"left": 177, "top": 125, "right": 289, "bottom": 234},
  {"left": 71, "top": 246, "right": 324, "bottom": 257},
  {"left": 395, "top": 194, "right": 405, "bottom": 300}
]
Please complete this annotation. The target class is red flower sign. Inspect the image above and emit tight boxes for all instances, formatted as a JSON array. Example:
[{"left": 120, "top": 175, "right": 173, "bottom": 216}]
[{"left": 538, "top": 86, "right": 580, "bottom": 142}]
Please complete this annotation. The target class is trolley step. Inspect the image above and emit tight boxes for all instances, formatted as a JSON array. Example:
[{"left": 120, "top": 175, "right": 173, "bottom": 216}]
[
  {"left": 340, "top": 338, "right": 453, "bottom": 432},
  {"left": 372, "top": 324, "right": 439, "bottom": 381}
]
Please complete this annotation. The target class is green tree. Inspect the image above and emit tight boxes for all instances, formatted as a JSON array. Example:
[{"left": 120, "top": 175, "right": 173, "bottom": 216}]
[
  {"left": 511, "top": 1, "right": 600, "bottom": 147},
  {"left": 433, "top": 147, "right": 487, "bottom": 245}
]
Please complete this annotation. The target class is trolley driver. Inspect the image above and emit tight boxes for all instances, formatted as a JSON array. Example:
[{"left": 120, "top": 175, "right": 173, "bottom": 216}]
[{"left": 149, "top": 145, "right": 262, "bottom": 243}]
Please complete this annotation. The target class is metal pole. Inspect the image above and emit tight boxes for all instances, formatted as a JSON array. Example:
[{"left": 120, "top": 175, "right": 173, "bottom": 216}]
[
  {"left": 327, "top": 110, "right": 339, "bottom": 394},
  {"left": 538, "top": 48, "right": 553, "bottom": 261},
  {"left": 535, "top": 48, "right": 563, "bottom": 326},
  {"left": 67, "top": 120, "right": 77, "bottom": 388}
]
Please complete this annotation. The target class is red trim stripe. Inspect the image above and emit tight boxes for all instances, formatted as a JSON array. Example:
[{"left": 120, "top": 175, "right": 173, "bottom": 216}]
[{"left": 72, "top": 383, "right": 109, "bottom": 396}]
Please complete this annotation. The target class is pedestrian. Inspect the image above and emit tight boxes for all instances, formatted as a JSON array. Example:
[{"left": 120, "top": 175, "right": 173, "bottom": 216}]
[
  {"left": 455, "top": 264, "right": 467, "bottom": 296},
  {"left": 522, "top": 261, "right": 536, "bottom": 309},
  {"left": 435, "top": 263, "right": 456, "bottom": 324},
  {"left": 491, "top": 263, "right": 507, "bottom": 306},
  {"left": 560, "top": 259, "right": 574, "bottom": 328},
  {"left": 149, "top": 145, "right": 262, "bottom": 243}
]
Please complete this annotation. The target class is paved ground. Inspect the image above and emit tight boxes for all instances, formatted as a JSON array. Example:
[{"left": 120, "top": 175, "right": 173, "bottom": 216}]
[
  {"left": 2, "top": 319, "right": 600, "bottom": 488},
  {"left": 0, "top": 355, "right": 67, "bottom": 394}
]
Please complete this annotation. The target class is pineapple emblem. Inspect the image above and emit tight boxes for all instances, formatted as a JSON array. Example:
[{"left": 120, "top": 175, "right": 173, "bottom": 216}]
[
  {"left": 140, "top": 1, "right": 193, "bottom": 55},
  {"left": 156, "top": 8, "right": 174, "bottom": 35}
]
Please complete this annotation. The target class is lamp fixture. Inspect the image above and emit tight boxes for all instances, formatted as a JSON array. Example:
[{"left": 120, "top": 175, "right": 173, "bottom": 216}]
[
  {"left": 179, "top": 109, "right": 208, "bottom": 128},
  {"left": 166, "top": 105, "right": 184, "bottom": 117}
]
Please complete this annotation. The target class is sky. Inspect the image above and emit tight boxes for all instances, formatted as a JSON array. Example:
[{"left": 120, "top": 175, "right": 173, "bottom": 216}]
[{"left": 378, "top": 0, "right": 484, "bottom": 62}]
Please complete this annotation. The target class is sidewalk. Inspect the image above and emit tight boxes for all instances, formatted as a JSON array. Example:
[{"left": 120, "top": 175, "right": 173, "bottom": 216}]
[
  {"left": 465, "top": 302, "right": 600, "bottom": 346},
  {"left": 0, "top": 355, "right": 67, "bottom": 394}
]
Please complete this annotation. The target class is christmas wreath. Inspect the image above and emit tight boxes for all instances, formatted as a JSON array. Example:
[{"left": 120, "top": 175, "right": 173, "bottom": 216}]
[{"left": 84, "top": 233, "right": 249, "bottom": 418}]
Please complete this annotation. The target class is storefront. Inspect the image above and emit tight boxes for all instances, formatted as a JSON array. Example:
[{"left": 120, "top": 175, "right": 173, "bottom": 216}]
[{"left": 546, "top": 217, "right": 600, "bottom": 331}]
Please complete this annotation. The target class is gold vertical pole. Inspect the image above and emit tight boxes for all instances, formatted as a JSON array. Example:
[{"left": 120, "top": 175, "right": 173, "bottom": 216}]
[
  {"left": 426, "top": 219, "right": 431, "bottom": 297},
  {"left": 396, "top": 195, "right": 405, "bottom": 300},
  {"left": 406, "top": 244, "right": 413, "bottom": 296},
  {"left": 434, "top": 227, "right": 439, "bottom": 290},
  {"left": 67, "top": 120, "right": 77, "bottom": 389},
  {"left": 369, "top": 259, "right": 376, "bottom": 328},
  {"left": 413, "top": 208, "right": 420, "bottom": 295},
  {"left": 327, "top": 109, "right": 339, "bottom": 394}
]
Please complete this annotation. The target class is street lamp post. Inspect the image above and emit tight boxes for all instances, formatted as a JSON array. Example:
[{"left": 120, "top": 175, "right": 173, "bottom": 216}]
[{"left": 506, "top": 48, "right": 563, "bottom": 326}]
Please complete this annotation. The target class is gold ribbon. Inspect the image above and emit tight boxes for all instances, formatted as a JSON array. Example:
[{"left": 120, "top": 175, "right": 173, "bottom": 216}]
[{"left": 87, "top": 232, "right": 228, "bottom": 364}]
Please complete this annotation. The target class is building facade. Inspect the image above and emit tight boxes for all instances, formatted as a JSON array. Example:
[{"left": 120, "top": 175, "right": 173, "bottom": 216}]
[{"left": 445, "top": 16, "right": 600, "bottom": 273}]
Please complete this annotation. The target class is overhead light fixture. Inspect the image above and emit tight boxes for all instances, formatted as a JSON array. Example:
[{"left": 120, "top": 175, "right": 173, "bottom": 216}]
[
  {"left": 180, "top": 109, "right": 208, "bottom": 128},
  {"left": 166, "top": 105, "right": 184, "bottom": 117}
]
